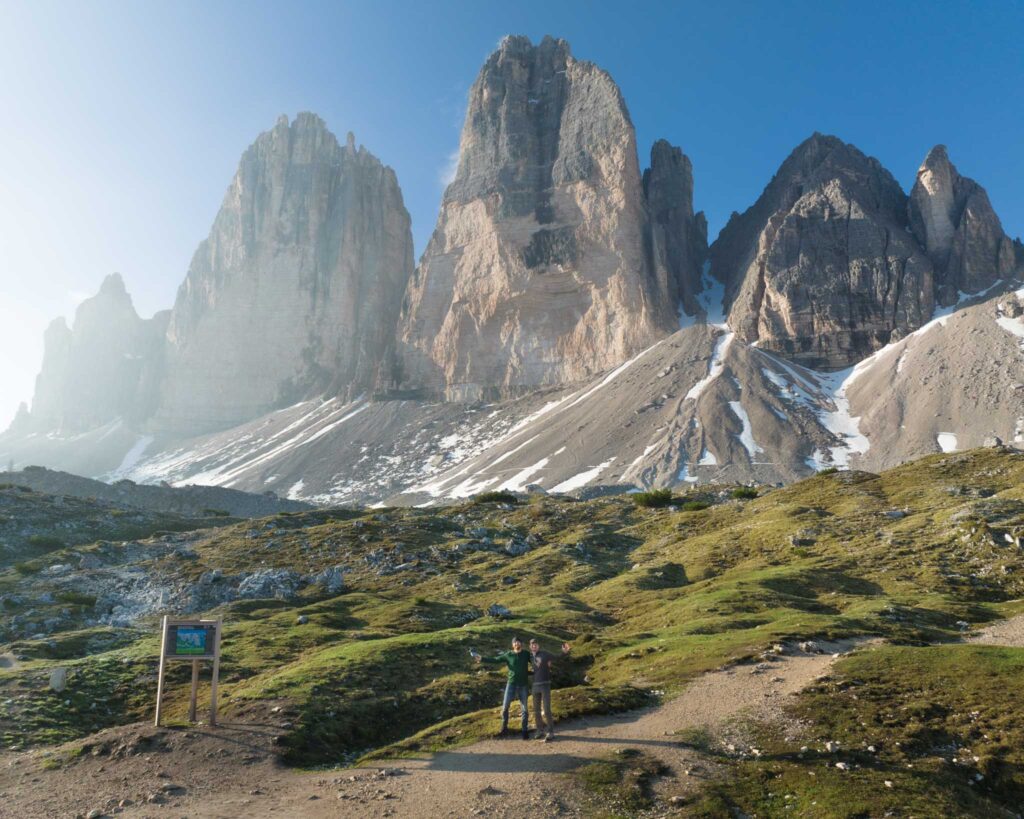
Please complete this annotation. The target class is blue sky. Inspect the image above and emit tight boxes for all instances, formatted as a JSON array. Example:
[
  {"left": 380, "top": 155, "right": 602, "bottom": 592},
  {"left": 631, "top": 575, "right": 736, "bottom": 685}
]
[{"left": 1, "top": 0, "right": 1021, "bottom": 426}]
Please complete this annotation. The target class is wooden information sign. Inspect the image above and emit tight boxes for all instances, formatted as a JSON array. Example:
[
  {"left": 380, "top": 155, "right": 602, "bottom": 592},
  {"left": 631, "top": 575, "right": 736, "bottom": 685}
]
[{"left": 154, "top": 616, "right": 222, "bottom": 727}]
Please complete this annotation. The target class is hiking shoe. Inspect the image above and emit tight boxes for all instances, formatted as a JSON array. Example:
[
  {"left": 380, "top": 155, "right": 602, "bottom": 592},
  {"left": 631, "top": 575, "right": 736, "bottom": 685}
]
[
  {"left": 495, "top": 728, "right": 509, "bottom": 739},
  {"left": 543, "top": 734, "right": 554, "bottom": 742},
  {"left": 522, "top": 730, "right": 530, "bottom": 740}
]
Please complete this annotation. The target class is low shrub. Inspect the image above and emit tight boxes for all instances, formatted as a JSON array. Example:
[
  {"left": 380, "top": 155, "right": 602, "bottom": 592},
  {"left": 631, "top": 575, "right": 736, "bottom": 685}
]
[
  {"left": 27, "top": 534, "right": 62, "bottom": 549},
  {"left": 732, "top": 486, "right": 758, "bottom": 500},
  {"left": 472, "top": 491, "right": 518, "bottom": 505},
  {"left": 680, "top": 501, "right": 710, "bottom": 512},
  {"left": 631, "top": 489, "right": 674, "bottom": 508}
]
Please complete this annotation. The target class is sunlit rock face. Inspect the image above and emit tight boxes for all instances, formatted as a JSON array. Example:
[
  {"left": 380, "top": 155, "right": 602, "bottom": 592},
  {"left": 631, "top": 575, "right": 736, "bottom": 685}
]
[
  {"left": 709, "top": 133, "right": 935, "bottom": 370},
  {"left": 396, "top": 35, "right": 695, "bottom": 400},
  {"left": 909, "top": 144, "right": 1017, "bottom": 305},
  {"left": 28, "top": 273, "right": 167, "bottom": 431},
  {"left": 155, "top": 113, "right": 414, "bottom": 434}
]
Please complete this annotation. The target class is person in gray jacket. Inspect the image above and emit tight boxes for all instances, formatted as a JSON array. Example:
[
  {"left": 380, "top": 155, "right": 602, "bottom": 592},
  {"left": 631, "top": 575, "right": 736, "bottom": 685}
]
[{"left": 528, "top": 638, "right": 571, "bottom": 741}]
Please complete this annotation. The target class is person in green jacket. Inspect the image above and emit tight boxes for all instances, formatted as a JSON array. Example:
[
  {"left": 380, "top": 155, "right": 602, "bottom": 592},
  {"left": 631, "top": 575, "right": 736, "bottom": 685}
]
[{"left": 473, "top": 636, "right": 532, "bottom": 739}]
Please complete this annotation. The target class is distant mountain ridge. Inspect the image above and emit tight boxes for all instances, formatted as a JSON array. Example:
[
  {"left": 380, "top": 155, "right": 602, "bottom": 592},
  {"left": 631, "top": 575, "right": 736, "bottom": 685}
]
[
  {"left": 2, "top": 34, "right": 1021, "bottom": 503},
  {"left": 0, "top": 465, "right": 311, "bottom": 517}
]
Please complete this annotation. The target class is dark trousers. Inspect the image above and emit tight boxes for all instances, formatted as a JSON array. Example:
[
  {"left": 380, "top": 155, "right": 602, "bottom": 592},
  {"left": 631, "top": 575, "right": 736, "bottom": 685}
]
[{"left": 501, "top": 682, "right": 529, "bottom": 732}]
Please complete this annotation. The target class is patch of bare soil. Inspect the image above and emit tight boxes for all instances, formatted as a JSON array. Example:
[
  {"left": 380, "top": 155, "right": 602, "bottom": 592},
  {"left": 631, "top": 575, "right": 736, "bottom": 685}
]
[{"left": 968, "top": 612, "right": 1024, "bottom": 647}]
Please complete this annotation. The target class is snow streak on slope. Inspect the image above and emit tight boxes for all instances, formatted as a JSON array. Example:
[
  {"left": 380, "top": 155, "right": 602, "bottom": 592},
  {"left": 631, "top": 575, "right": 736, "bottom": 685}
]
[
  {"left": 686, "top": 331, "right": 733, "bottom": 401},
  {"left": 728, "top": 401, "right": 763, "bottom": 456},
  {"left": 756, "top": 350, "right": 870, "bottom": 469},
  {"left": 412, "top": 339, "right": 665, "bottom": 498},
  {"left": 996, "top": 288, "right": 1024, "bottom": 346},
  {"left": 105, "top": 435, "right": 154, "bottom": 480},
  {"left": 551, "top": 458, "right": 616, "bottom": 493}
]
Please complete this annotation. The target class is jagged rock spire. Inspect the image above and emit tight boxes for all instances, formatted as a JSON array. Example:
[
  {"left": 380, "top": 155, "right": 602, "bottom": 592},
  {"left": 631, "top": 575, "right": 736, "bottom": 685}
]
[{"left": 909, "top": 144, "right": 1017, "bottom": 305}]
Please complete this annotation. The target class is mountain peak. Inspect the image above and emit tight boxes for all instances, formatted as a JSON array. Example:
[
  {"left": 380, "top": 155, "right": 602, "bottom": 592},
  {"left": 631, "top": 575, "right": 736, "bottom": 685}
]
[
  {"left": 157, "top": 114, "right": 413, "bottom": 434},
  {"left": 98, "top": 272, "right": 127, "bottom": 297},
  {"left": 711, "top": 133, "right": 931, "bottom": 369},
  {"left": 909, "top": 144, "right": 1016, "bottom": 302},
  {"left": 495, "top": 33, "right": 570, "bottom": 57},
  {"left": 921, "top": 143, "right": 951, "bottom": 169},
  {"left": 397, "top": 33, "right": 675, "bottom": 399}
]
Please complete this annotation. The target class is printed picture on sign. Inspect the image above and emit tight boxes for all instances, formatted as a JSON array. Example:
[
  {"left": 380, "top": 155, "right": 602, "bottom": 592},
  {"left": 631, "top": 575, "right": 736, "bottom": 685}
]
[{"left": 175, "top": 627, "right": 207, "bottom": 655}]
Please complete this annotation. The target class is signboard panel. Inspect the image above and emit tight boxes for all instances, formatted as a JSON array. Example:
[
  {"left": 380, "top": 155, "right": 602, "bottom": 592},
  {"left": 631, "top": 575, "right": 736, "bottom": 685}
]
[
  {"left": 166, "top": 624, "right": 218, "bottom": 659},
  {"left": 155, "top": 616, "right": 222, "bottom": 726}
]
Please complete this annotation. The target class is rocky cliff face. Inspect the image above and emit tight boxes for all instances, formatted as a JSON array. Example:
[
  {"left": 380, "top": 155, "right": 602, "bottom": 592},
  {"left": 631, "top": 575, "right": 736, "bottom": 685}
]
[
  {"left": 396, "top": 36, "right": 698, "bottom": 399},
  {"left": 156, "top": 113, "right": 413, "bottom": 434},
  {"left": 28, "top": 274, "right": 166, "bottom": 432},
  {"left": 643, "top": 140, "right": 708, "bottom": 319},
  {"left": 909, "top": 145, "right": 1017, "bottom": 305},
  {"left": 709, "top": 133, "right": 935, "bottom": 370}
]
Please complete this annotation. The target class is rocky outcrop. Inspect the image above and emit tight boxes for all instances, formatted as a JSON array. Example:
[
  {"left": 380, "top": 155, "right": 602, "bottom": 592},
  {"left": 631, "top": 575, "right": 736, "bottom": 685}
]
[
  {"left": 709, "top": 133, "right": 935, "bottom": 370},
  {"left": 27, "top": 274, "right": 166, "bottom": 431},
  {"left": 156, "top": 113, "right": 413, "bottom": 434},
  {"left": 643, "top": 140, "right": 707, "bottom": 319},
  {"left": 909, "top": 145, "right": 1017, "bottom": 305},
  {"left": 396, "top": 35, "right": 680, "bottom": 400}
]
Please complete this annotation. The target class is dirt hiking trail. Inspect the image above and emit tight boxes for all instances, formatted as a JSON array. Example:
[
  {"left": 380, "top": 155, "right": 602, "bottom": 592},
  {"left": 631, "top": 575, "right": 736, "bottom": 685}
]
[{"left": 2, "top": 617, "right": 1023, "bottom": 818}]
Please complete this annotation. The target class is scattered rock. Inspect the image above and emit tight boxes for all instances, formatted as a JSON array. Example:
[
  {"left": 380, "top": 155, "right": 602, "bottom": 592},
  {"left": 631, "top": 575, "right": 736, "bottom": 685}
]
[
  {"left": 48, "top": 667, "right": 68, "bottom": 693},
  {"left": 312, "top": 565, "right": 346, "bottom": 594}
]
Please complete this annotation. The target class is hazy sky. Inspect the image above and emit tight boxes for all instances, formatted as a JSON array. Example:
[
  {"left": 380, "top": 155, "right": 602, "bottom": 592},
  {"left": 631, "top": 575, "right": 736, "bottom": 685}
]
[{"left": 1, "top": 0, "right": 1021, "bottom": 428}]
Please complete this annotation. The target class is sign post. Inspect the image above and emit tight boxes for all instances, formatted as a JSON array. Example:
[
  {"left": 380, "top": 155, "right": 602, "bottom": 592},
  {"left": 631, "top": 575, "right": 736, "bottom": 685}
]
[{"left": 154, "top": 616, "right": 223, "bottom": 727}]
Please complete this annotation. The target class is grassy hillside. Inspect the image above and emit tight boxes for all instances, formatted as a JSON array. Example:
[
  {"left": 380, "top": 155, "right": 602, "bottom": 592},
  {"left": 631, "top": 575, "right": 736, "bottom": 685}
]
[{"left": 2, "top": 448, "right": 1024, "bottom": 814}]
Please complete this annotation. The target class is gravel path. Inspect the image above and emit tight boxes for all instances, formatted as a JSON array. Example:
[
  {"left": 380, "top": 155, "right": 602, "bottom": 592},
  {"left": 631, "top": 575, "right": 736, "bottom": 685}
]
[{"left": 968, "top": 611, "right": 1024, "bottom": 647}]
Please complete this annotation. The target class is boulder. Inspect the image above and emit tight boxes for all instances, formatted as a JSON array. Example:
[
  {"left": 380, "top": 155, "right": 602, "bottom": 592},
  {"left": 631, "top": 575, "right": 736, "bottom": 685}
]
[
  {"left": 48, "top": 667, "right": 68, "bottom": 693},
  {"left": 237, "top": 569, "right": 303, "bottom": 600},
  {"left": 312, "top": 565, "right": 346, "bottom": 594}
]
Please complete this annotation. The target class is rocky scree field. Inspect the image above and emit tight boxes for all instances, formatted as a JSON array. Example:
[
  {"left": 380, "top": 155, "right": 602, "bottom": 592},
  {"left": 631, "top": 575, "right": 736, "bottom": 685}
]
[{"left": 2, "top": 448, "right": 1024, "bottom": 815}]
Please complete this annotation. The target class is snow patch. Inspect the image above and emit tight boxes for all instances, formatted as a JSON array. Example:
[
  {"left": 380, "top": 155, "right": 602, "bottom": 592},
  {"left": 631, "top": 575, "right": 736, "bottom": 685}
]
[
  {"left": 996, "top": 316, "right": 1024, "bottom": 344},
  {"left": 696, "top": 260, "right": 728, "bottom": 327},
  {"left": 728, "top": 401, "right": 763, "bottom": 457},
  {"left": 697, "top": 448, "right": 717, "bottom": 466},
  {"left": 551, "top": 458, "right": 615, "bottom": 493},
  {"left": 107, "top": 435, "right": 154, "bottom": 480},
  {"left": 287, "top": 479, "right": 305, "bottom": 500},
  {"left": 937, "top": 433, "right": 958, "bottom": 453},
  {"left": 814, "top": 367, "right": 871, "bottom": 468},
  {"left": 686, "top": 331, "right": 734, "bottom": 401}
]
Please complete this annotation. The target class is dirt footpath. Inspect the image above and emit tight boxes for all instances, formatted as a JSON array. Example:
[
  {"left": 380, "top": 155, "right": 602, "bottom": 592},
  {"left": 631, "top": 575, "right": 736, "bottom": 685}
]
[{"left": 968, "top": 611, "right": 1024, "bottom": 647}]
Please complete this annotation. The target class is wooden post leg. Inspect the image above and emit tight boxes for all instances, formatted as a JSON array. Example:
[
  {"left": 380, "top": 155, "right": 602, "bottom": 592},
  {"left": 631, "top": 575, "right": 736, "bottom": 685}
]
[
  {"left": 154, "top": 616, "right": 168, "bottom": 727},
  {"left": 209, "top": 618, "right": 222, "bottom": 726},
  {"left": 189, "top": 659, "right": 199, "bottom": 722}
]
